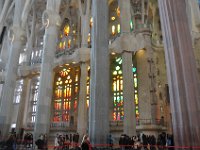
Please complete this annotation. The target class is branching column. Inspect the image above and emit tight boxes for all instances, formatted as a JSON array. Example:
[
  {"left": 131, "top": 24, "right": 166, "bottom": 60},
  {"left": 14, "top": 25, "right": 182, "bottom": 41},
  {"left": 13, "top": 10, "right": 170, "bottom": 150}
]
[
  {"left": 119, "top": 0, "right": 136, "bottom": 136},
  {"left": 89, "top": 0, "right": 110, "bottom": 144},
  {"left": 77, "top": 62, "right": 88, "bottom": 137},
  {"left": 158, "top": 0, "right": 200, "bottom": 146},
  {"left": 0, "top": 26, "right": 26, "bottom": 139},
  {"left": 34, "top": 8, "right": 61, "bottom": 139}
]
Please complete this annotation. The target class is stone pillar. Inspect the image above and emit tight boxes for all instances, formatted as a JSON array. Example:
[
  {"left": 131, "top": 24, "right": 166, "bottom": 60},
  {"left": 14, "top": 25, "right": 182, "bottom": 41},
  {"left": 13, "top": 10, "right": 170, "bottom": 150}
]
[
  {"left": 158, "top": 0, "right": 200, "bottom": 146},
  {"left": 119, "top": 0, "right": 131, "bottom": 33},
  {"left": 77, "top": 62, "right": 88, "bottom": 137},
  {"left": 0, "top": 26, "right": 26, "bottom": 139},
  {"left": 119, "top": 0, "right": 136, "bottom": 135},
  {"left": 145, "top": 35, "right": 158, "bottom": 122},
  {"left": 34, "top": 8, "right": 61, "bottom": 139},
  {"left": 15, "top": 78, "right": 31, "bottom": 133},
  {"left": 122, "top": 51, "right": 136, "bottom": 136},
  {"left": 136, "top": 50, "right": 151, "bottom": 121},
  {"left": 89, "top": 0, "right": 110, "bottom": 144}
]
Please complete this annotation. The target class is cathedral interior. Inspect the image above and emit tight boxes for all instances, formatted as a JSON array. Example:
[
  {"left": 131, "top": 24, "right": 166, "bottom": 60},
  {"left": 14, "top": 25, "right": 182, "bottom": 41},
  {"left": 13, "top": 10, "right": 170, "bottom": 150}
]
[{"left": 0, "top": 0, "right": 200, "bottom": 147}]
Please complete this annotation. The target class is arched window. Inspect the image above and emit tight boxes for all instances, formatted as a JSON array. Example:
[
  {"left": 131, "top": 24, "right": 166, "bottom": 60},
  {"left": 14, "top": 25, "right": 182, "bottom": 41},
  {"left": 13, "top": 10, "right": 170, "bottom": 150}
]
[{"left": 53, "top": 66, "right": 80, "bottom": 122}]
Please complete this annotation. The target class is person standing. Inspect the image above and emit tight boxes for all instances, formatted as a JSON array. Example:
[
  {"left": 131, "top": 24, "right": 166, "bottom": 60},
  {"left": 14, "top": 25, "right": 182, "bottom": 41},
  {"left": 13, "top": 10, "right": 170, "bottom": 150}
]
[{"left": 81, "top": 135, "right": 91, "bottom": 150}]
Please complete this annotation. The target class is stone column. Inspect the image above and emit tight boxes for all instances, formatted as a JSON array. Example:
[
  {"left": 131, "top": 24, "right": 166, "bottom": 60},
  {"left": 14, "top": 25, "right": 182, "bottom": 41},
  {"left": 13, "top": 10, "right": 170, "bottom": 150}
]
[
  {"left": 34, "top": 6, "right": 61, "bottom": 139},
  {"left": 89, "top": 0, "right": 110, "bottom": 144},
  {"left": 0, "top": 26, "right": 26, "bottom": 139},
  {"left": 158, "top": 0, "right": 200, "bottom": 146},
  {"left": 119, "top": 0, "right": 136, "bottom": 136},
  {"left": 77, "top": 62, "right": 88, "bottom": 137},
  {"left": 15, "top": 78, "right": 31, "bottom": 133},
  {"left": 136, "top": 50, "right": 151, "bottom": 121},
  {"left": 145, "top": 35, "right": 158, "bottom": 123},
  {"left": 119, "top": 0, "right": 131, "bottom": 33},
  {"left": 122, "top": 51, "right": 136, "bottom": 136}
]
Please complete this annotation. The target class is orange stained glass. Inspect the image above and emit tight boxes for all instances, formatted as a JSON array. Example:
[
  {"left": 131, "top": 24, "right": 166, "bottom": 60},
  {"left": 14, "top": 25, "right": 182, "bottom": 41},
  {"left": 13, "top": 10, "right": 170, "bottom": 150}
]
[
  {"left": 62, "top": 114, "right": 69, "bottom": 121},
  {"left": 74, "top": 100, "right": 77, "bottom": 109},
  {"left": 75, "top": 86, "right": 78, "bottom": 94},
  {"left": 68, "top": 39, "right": 71, "bottom": 48},
  {"left": 63, "top": 41, "right": 66, "bottom": 49}
]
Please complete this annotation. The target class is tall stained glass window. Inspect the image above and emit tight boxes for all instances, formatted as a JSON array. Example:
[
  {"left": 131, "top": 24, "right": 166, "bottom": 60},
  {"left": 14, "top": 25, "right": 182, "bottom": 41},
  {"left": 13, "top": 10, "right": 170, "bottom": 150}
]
[
  {"left": 13, "top": 80, "right": 24, "bottom": 104},
  {"left": 111, "top": 55, "right": 139, "bottom": 121},
  {"left": 29, "top": 77, "right": 39, "bottom": 123},
  {"left": 53, "top": 66, "right": 80, "bottom": 122},
  {"left": 132, "top": 58, "right": 139, "bottom": 118},
  {"left": 111, "top": 57, "right": 123, "bottom": 121},
  {"left": 86, "top": 66, "right": 90, "bottom": 108}
]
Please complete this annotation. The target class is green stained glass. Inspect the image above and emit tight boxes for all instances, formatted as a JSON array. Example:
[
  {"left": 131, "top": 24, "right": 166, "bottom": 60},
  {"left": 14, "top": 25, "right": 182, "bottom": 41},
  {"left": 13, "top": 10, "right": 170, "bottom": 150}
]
[
  {"left": 130, "top": 20, "right": 134, "bottom": 31},
  {"left": 119, "top": 59, "right": 122, "bottom": 64},
  {"left": 132, "top": 67, "right": 136, "bottom": 73}
]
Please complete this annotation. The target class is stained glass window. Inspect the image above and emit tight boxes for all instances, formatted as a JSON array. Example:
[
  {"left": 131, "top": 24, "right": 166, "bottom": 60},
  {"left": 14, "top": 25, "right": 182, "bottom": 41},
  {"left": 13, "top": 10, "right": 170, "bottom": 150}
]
[
  {"left": 53, "top": 66, "right": 80, "bottom": 122},
  {"left": 112, "top": 56, "right": 124, "bottom": 121},
  {"left": 111, "top": 55, "right": 139, "bottom": 121},
  {"left": 13, "top": 80, "right": 23, "bottom": 104},
  {"left": 30, "top": 77, "right": 39, "bottom": 123},
  {"left": 86, "top": 66, "right": 90, "bottom": 108},
  {"left": 132, "top": 65, "right": 139, "bottom": 118}
]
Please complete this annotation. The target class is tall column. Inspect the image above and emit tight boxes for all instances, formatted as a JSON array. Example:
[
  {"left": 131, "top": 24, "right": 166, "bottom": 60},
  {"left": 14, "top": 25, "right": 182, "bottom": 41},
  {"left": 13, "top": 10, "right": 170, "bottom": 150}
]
[
  {"left": 15, "top": 78, "right": 31, "bottom": 133},
  {"left": 77, "top": 62, "right": 88, "bottom": 137},
  {"left": 122, "top": 51, "right": 136, "bottom": 136},
  {"left": 136, "top": 50, "right": 151, "bottom": 121},
  {"left": 119, "top": 0, "right": 136, "bottom": 136},
  {"left": 78, "top": 0, "right": 91, "bottom": 48},
  {"left": 89, "top": 0, "right": 110, "bottom": 144},
  {"left": 119, "top": 0, "right": 131, "bottom": 33},
  {"left": 34, "top": 2, "right": 61, "bottom": 139},
  {"left": 158, "top": 0, "right": 200, "bottom": 146},
  {"left": 0, "top": 26, "right": 26, "bottom": 139}
]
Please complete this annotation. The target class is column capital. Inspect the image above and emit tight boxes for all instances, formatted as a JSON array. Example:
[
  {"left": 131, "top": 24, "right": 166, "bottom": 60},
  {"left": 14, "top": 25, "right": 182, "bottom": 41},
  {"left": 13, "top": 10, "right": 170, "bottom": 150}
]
[
  {"left": 42, "top": 10, "right": 61, "bottom": 28},
  {"left": 8, "top": 26, "right": 26, "bottom": 44}
]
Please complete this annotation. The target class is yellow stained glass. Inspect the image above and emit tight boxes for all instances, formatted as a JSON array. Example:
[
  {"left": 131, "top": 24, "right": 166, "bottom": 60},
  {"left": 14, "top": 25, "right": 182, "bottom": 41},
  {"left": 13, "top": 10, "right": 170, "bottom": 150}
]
[
  {"left": 112, "top": 25, "right": 116, "bottom": 35},
  {"left": 64, "top": 25, "right": 70, "bottom": 36}
]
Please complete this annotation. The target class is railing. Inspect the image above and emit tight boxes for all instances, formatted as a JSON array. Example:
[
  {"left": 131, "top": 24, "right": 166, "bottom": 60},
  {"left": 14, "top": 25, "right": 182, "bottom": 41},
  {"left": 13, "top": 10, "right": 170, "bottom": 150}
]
[
  {"left": 136, "top": 119, "right": 167, "bottom": 126},
  {"left": 55, "top": 46, "right": 78, "bottom": 58},
  {"left": 110, "top": 119, "right": 167, "bottom": 127},
  {"left": 50, "top": 122, "right": 69, "bottom": 129},
  {"left": 26, "top": 122, "right": 70, "bottom": 130}
]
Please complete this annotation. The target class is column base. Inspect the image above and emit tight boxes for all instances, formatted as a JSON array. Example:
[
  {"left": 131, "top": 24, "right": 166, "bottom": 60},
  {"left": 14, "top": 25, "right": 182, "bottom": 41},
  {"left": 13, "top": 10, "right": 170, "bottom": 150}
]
[{"left": 0, "top": 115, "right": 12, "bottom": 140}]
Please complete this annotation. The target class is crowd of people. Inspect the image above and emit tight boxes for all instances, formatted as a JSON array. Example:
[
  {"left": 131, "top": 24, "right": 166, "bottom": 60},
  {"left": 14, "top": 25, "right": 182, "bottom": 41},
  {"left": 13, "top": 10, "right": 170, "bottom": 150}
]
[
  {"left": 118, "top": 132, "right": 174, "bottom": 150},
  {"left": 54, "top": 133, "right": 79, "bottom": 150},
  {"left": 0, "top": 131, "right": 174, "bottom": 150}
]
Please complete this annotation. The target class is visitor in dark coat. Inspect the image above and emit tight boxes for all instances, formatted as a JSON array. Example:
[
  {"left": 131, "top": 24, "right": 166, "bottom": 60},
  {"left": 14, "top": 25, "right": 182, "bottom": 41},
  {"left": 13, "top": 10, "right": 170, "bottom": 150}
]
[
  {"left": 81, "top": 135, "right": 91, "bottom": 150},
  {"left": 35, "top": 135, "right": 45, "bottom": 150}
]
